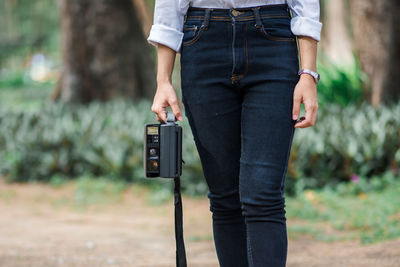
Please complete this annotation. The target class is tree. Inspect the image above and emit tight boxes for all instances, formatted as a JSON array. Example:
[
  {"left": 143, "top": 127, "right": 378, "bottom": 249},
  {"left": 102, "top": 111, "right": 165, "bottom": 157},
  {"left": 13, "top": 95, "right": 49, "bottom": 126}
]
[
  {"left": 54, "top": 0, "right": 156, "bottom": 102},
  {"left": 320, "top": 0, "right": 353, "bottom": 65},
  {"left": 349, "top": 0, "right": 400, "bottom": 106}
]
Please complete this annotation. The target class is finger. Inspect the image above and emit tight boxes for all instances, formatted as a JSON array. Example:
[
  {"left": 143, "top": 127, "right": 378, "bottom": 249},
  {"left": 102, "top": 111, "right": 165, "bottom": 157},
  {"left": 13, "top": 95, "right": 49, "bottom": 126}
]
[
  {"left": 169, "top": 98, "right": 183, "bottom": 121},
  {"left": 157, "top": 107, "right": 167, "bottom": 123},
  {"left": 292, "top": 93, "right": 301, "bottom": 121},
  {"left": 155, "top": 113, "right": 162, "bottom": 122},
  {"left": 294, "top": 111, "right": 312, "bottom": 128},
  {"left": 178, "top": 99, "right": 185, "bottom": 119},
  {"left": 309, "top": 105, "right": 318, "bottom": 126},
  {"left": 178, "top": 97, "right": 184, "bottom": 108},
  {"left": 306, "top": 100, "right": 318, "bottom": 127},
  {"left": 295, "top": 101, "right": 317, "bottom": 128},
  {"left": 294, "top": 116, "right": 308, "bottom": 128},
  {"left": 152, "top": 103, "right": 161, "bottom": 121},
  {"left": 295, "top": 105, "right": 312, "bottom": 128}
]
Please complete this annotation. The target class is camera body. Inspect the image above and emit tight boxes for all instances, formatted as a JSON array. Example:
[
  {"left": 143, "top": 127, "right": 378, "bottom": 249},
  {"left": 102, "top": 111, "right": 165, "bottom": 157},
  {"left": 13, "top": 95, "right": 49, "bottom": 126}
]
[{"left": 144, "top": 111, "right": 182, "bottom": 178}]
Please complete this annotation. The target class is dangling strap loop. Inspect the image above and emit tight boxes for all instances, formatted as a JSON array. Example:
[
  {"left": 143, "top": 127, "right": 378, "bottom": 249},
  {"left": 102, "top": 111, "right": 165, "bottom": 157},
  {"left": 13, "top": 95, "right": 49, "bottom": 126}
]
[
  {"left": 252, "top": 7, "right": 262, "bottom": 29},
  {"left": 201, "top": 8, "right": 212, "bottom": 30},
  {"left": 174, "top": 177, "right": 187, "bottom": 267}
]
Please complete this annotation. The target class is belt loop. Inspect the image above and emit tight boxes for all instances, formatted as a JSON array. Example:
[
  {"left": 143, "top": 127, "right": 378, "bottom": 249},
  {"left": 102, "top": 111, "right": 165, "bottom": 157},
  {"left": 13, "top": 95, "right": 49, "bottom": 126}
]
[
  {"left": 184, "top": 14, "right": 187, "bottom": 24},
  {"left": 252, "top": 7, "right": 262, "bottom": 29},
  {"left": 287, "top": 5, "right": 292, "bottom": 18},
  {"left": 201, "top": 8, "right": 211, "bottom": 30}
]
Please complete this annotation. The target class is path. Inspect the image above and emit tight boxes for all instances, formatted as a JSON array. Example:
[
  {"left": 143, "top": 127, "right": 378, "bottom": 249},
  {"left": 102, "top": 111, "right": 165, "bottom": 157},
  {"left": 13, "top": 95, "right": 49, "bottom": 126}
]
[{"left": 0, "top": 181, "right": 399, "bottom": 267}]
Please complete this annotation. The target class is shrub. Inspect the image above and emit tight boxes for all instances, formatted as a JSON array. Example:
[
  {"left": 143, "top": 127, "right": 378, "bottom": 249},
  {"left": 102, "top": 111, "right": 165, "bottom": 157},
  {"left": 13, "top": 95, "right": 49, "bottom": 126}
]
[
  {"left": 0, "top": 98, "right": 399, "bottom": 196},
  {"left": 316, "top": 54, "right": 367, "bottom": 107},
  {"left": 287, "top": 99, "right": 400, "bottom": 194}
]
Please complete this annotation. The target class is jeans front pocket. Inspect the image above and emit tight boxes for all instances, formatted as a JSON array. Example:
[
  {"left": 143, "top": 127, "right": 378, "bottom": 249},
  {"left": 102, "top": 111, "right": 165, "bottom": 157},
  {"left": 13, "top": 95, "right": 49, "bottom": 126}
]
[
  {"left": 182, "top": 20, "right": 205, "bottom": 47},
  {"left": 255, "top": 15, "right": 296, "bottom": 42}
]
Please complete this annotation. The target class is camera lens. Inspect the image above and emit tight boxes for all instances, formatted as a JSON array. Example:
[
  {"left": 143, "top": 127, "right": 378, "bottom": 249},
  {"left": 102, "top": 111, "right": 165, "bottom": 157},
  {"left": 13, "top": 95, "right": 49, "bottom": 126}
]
[
  {"left": 149, "top": 148, "right": 157, "bottom": 156},
  {"left": 148, "top": 159, "right": 159, "bottom": 171}
]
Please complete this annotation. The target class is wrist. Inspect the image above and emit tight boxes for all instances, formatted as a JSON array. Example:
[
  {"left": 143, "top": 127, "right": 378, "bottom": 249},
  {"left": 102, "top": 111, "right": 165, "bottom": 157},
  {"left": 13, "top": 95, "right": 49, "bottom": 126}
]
[
  {"left": 298, "top": 69, "right": 320, "bottom": 84},
  {"left": 157, "top": 76, "right": 172, "bottom": 85},
  {"left": 299, "top": 73, "right": 315, "bottom": 82}
]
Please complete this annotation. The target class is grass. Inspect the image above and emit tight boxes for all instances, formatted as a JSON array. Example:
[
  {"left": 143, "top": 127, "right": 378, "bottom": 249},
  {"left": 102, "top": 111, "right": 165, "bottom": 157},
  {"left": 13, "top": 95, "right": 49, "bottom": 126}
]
[
  {"left": 2, "top": 172, "right": 399, "bottom": 245},
  {"left": 48, "top": 174, "right": 174, "bottom": 209},
  {"left": 286, "top": 173, "right": 400, "bottom": 244},
  {"left": 46, "top": 172, "right": 400, "bottom": 245},
  {"left": 73, "top": 175, "right": 128, "bottom": 207}
]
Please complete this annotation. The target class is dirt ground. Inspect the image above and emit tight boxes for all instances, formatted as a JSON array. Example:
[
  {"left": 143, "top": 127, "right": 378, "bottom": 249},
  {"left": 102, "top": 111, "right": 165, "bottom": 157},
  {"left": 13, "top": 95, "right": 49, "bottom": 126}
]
[{"left": 0, "top": 180, "right": 399, "bottom": 267}]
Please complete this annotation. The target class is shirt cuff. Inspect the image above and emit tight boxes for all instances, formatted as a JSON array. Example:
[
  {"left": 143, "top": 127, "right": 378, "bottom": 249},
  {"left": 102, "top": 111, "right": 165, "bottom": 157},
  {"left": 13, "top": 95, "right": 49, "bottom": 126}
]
[
  {"left": 147, "top": 24, "right": 184, "bottom": 53},
  {"left": 291, "top": 16, "right": 322, "bottom": 42}
]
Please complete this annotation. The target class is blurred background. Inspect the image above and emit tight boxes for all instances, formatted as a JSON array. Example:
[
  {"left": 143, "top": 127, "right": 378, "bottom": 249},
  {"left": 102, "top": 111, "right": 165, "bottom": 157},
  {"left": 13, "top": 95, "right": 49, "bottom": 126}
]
[{"left": 0, "top": 0, "right": 399, "bottom": 266}]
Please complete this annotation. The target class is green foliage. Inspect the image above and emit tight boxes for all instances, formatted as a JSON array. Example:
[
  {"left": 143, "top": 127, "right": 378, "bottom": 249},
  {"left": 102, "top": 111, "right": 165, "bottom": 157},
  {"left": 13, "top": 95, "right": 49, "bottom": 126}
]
[
  {"left": 0, "top": 98, "right": 207, "bottom": 195},
  {"left": 0, "top": 0, "right": 60, "bottom": 65},
  {"left": 0, "top": 70, "right": 27, "bottom": 88},
  {"left": 0, "top": 98, "right": 399, "bottom": 197},
  {"left": 286, "top": 171, "right": 400, "bottom": 244},
  {"left": 316, "top": 54, "right": 367, "bottom": 107},
  {"left": 0, "top": 66, "right": 57, "bottom": 89},
  {"left": 287, "top": 99, "right": 400, "bottom": 195}
]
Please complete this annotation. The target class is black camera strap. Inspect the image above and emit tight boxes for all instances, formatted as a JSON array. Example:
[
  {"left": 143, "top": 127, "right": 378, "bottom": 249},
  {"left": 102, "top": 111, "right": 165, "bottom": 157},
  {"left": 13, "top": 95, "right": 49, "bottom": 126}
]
[
  {"left": 174, "top": 176, "right": 187, "bottom": 267},
  {"left": 146, "top": 111, "right": 187, "bottom": 266}
]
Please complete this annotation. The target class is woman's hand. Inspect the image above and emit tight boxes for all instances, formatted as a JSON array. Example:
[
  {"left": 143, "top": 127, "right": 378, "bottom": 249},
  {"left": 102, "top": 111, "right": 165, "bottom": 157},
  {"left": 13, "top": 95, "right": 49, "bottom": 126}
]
[
  {"left": 292, "top": 74, "right": 319, "bottom": 128},
  {"left": 151, "top": 43, "right": 183, "bottom": 123},
  {"left": 151, "top": 81, "right": 183, "bottom": 123},
  {"left": 293, "top": 35, "right": 319, "bottom": 128}
]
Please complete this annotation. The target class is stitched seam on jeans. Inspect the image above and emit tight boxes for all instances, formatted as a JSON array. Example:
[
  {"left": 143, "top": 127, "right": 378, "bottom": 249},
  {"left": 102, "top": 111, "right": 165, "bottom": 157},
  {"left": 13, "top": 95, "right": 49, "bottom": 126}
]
[
  {"left": 231, "top": 24, "right": 248, "bottom": 80},
  {"left": 247, "top": 224, "right": 255, "bottom": 266},
  {"left": 231, "top": 21, "right": 235, "bottom": 80},
  {"left": 186, "top": 14, "right": 290, "bottom": 21},
  {"left": 182, "top": 26, "right": 205, "bottom": 46},
  {"left": 186, "top": 16, "right": 204, "bottom": 19},
  {"left": 281, "top": 124, "right": 295, "bottom": 194},
  {"left": 188, "top": 3, "right": 288, "bottom": 12},
  {"left": 231, "top": 15, "right": 254, "bottom": 20},
  {"left": 229, "top": 22, "right": 233, "bottom": 82},
  {"left": 258, "top": 23, "right": 295, "bottom": 42},
  {"left": 261, "top": 14, "right": 290, "bottom": 18}
]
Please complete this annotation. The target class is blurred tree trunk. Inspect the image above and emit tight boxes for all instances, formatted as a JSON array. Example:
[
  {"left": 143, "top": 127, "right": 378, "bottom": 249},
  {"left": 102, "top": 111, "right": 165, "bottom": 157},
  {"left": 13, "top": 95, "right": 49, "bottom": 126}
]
[
  {"left": 350, "top": 0, "right": 400, "bottom": 106},
  {"left": 54, "top": 0, "right": 156, "bottom": 102},
  {"left": 320, "top": 0, "right": 353, "bottom": 65},
  {"left": 132, "top": 0, "right": 152, "bottom": 35}
]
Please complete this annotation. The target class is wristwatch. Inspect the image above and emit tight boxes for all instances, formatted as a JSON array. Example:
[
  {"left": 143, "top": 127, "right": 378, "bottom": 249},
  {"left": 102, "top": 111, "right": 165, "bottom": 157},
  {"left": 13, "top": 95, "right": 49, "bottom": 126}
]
[{"left": 298, "top": 69, "right": 320, "bottom": 84}]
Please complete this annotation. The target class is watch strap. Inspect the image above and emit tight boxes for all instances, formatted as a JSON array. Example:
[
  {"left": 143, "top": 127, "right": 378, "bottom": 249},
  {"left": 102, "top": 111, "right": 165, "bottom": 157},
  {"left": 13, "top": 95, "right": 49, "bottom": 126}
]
[{"left": 298, "top": 69, "right": 320, "bottom": 84}]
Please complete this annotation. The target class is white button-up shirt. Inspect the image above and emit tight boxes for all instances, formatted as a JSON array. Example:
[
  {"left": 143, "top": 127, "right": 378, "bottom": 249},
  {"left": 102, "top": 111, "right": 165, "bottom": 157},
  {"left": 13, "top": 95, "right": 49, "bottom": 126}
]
[{"left": 147, "top": 0, "right": 322, "bottom": 53}]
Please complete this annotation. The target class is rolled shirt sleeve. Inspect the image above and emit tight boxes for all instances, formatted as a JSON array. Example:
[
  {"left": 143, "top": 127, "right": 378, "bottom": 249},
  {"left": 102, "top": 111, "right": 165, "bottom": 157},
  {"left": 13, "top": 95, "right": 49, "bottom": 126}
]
[
  {"left": 147, "top": 0, "right": 185, "bottom": 53},
  {"left": 287, "top": 0, "right": 323, "bottom": 42}
]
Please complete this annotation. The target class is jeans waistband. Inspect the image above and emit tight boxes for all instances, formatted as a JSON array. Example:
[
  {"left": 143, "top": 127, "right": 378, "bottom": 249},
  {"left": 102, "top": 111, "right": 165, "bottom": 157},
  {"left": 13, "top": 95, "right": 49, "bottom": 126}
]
[{"left": 184, "top": 4, "right": 290, "bottom": 26}]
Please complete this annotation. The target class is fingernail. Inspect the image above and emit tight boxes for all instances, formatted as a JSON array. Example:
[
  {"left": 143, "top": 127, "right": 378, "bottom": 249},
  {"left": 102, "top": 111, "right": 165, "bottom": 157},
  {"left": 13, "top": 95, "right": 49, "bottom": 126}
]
[
  {"left": 178, "top": 116, "right": 183, "bottom": 121},
  {"left": 292, "top": 114, "right": 298, "bottom": 120}
]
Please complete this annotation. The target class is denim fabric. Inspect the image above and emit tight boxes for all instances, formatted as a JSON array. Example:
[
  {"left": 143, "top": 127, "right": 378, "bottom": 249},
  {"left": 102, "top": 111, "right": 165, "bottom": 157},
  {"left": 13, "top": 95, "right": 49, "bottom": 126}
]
[{"left": 180, "top": 4, "right": 299, "bottom": 267}]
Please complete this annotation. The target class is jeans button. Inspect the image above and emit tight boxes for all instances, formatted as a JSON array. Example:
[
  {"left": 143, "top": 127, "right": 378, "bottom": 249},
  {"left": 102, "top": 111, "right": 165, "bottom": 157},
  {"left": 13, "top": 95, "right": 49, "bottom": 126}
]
[{"left": 232, "top": 10, "right": 240, "bottom": 16}]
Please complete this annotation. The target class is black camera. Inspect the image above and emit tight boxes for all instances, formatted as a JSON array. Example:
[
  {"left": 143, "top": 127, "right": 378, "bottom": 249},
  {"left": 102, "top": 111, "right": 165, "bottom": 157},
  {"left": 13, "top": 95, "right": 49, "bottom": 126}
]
[
  {"left": 143, "top": 111, "right": 187, "bottom": 266},
  {"left": 144, "top": 111, "right": 182, "bottom": 179}
]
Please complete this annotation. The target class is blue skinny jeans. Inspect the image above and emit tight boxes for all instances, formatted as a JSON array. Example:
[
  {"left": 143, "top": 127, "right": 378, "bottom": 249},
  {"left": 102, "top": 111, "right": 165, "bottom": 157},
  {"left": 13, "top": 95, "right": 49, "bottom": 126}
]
[{"left": 180, "top": 4, "right": 299, "bottom": 267}]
